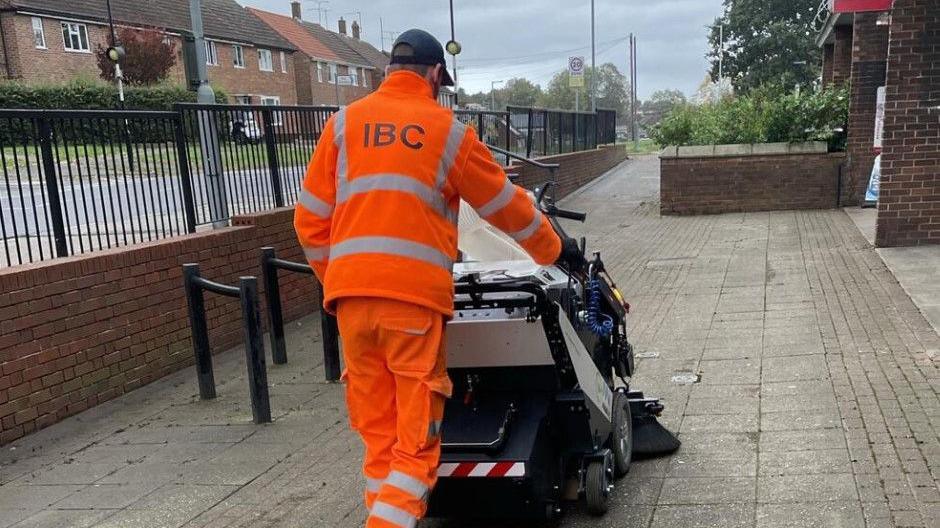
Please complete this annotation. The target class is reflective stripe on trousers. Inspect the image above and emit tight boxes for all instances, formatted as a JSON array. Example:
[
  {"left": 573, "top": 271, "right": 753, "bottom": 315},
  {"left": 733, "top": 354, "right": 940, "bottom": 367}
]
[{"left": 370, "top": 501, "right": 417, "bottom": 528}]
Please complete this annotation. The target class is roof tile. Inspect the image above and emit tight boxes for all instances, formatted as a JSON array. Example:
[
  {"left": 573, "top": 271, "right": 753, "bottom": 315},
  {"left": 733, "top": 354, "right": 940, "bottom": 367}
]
[{"left": 5, "top": 0, "right": 294, "bottom": 50}]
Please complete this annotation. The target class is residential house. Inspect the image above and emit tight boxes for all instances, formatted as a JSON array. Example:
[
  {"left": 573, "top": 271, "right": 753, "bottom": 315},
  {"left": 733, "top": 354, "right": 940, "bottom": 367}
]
[
  {"left": 0, "top": 0, "right": 298, "bottom": 105},
  {"left": 251, "top": 2, "right": 388, "bottom": 107}
]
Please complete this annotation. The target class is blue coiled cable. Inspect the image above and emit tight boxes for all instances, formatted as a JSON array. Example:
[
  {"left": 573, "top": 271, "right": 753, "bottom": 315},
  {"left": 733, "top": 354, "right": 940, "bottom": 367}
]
[{"left": 586, "top": 279, "right": 615, "bottom": 337}]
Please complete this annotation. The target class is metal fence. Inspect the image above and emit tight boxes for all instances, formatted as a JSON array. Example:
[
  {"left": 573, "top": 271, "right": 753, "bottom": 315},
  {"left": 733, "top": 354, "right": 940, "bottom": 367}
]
[{"left": 0, "top": 104, "right": 615, "bottom": 268}]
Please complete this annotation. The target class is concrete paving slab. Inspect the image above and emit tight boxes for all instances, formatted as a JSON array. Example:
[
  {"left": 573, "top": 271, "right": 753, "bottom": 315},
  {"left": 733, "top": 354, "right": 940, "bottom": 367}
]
[{"left": 1, "top": 156, "right": 938, "bottom": 527}]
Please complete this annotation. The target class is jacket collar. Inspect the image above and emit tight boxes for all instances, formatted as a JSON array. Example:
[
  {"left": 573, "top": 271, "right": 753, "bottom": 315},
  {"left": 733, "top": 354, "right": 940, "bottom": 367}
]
[{"left": 378, "top": 70, "right": 435, "bottom": 100}]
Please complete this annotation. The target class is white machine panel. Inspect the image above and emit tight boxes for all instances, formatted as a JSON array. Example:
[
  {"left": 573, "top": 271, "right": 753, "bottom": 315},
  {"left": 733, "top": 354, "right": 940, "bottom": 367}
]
[
  {"left": 446, "top": 316, "right": 554, "bottom": 369},
  {"left": 558, "top": 306, "right": 613, "bottom": 421}
]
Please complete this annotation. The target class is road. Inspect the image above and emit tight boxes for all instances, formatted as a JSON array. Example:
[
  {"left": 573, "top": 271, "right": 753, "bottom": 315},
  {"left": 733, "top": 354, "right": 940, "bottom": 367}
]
[{"left": 0, "top": 165, "right": 307, "bottom": 267}]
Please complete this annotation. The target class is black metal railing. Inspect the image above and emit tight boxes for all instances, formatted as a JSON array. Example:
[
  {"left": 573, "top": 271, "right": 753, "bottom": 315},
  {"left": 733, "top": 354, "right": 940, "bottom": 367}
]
[
  {"left": 0, "top": 104, "right": 614, "bottom": 268},
  {"left": 176, "top": 103, "right": 336, "bottom": 227}
]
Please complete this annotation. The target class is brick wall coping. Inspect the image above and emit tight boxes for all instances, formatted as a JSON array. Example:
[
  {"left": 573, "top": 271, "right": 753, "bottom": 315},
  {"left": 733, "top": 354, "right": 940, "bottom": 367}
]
[{"left": 660, "top": 142, "right": 829, "bottom": 159}]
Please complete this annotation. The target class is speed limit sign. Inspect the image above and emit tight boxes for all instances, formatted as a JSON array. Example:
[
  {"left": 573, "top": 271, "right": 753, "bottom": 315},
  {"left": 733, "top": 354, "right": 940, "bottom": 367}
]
[{"left": 569, "top": 56, "right": 585, "bottom": 87}]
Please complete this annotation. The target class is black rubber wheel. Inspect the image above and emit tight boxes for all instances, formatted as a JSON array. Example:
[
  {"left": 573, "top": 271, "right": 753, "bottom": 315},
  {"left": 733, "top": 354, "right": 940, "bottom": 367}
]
[
  {"left": 611, "top": 389, "right": 633, "bottom": 478},
  {"left": 585, "top": 458, "right": 611, "bottom": 516}
]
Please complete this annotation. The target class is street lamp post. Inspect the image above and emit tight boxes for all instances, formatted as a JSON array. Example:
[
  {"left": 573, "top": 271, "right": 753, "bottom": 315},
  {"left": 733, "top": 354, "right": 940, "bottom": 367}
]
[
  {"left": 590, "top": 0, "right": 596, "bottom": 112},
  {"left": 491, "top": 80, "right": 504, "bottom": 111},
  {"left": 189, "top": 0, "right": 227, "bottom": 227}
]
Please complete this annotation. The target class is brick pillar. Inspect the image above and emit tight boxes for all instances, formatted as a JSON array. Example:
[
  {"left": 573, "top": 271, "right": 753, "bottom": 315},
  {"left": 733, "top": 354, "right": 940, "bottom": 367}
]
[
  {"left": 832, "top": 25, "right": 854, "bottom": 86},
  {"left": 843, "top": 12, "right": 889, "bottom": 206},
  {"left": 822, "top": 44, "right": 835, "bottom": 87},
  {"left": 875, "top": 0, "right": 940, "bottom": 247}
]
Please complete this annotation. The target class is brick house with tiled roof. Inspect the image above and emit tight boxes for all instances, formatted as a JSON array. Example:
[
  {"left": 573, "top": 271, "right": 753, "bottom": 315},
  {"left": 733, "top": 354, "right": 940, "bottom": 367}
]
[
  {"left": 0, "top": 0, "right": 299, "bottom": 105},
  {"left": 250, "top": 2, "right": 388, "bottom": 107}
]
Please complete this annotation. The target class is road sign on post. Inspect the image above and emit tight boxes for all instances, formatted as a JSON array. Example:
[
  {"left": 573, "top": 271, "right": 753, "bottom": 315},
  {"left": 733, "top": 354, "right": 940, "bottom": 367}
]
[{"left": 568, "top": 56, "right": 585, "bottom": 88}]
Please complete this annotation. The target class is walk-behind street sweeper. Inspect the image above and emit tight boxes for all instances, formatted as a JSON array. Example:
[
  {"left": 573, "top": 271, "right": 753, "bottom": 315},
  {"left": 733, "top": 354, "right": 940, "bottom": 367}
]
[{"left": 428, "top": 154, "right": 680, "bottom": 520}]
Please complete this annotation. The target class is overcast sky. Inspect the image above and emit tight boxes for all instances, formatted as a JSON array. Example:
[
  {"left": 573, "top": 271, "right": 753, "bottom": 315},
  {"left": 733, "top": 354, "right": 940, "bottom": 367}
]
[{"left": 237, "top": 0, "right": 725, "bottom": 100}]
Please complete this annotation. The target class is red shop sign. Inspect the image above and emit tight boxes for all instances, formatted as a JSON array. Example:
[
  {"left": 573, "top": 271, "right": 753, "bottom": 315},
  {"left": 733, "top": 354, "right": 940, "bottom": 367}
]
[{"left": 833, "top": 0, "right": 894, "bottom": 12}]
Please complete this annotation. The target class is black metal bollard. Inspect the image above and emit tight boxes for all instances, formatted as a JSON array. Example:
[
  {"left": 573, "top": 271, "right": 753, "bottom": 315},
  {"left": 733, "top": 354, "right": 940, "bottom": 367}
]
[
  {"left": 239, "top": 277, "right": 272, "bottom": 424},
  {"left": 318, "top": 287, "right": 341, "bottom": 382},
  {"left": 260, "top": 248, "right": 288, "bottom": 365},
  {"left": 182, "top": 263, "right": 216, "bottom": 400}
]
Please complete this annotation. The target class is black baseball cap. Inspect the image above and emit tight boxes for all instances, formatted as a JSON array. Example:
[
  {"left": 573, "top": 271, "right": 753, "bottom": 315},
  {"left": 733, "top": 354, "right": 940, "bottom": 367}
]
[{"left": 390, "top": 29, "right": 455, "bottom": 86}]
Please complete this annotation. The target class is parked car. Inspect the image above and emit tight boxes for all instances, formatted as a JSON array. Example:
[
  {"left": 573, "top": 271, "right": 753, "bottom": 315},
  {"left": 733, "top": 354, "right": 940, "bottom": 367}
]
[{"left": 231, "top": 112, "right": 263, "bottom": 144}]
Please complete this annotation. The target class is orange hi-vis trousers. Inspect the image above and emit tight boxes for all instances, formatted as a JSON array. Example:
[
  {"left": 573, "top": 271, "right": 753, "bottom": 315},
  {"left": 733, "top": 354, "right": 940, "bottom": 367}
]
[{"left": 336, "top": 297, "right": 453, "bottom": 528}]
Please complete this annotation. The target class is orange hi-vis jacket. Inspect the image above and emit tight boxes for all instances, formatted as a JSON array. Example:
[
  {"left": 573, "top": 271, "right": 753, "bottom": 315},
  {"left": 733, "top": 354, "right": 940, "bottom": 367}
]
[{"left": 294, "top": 70, "right": 562, "bottom": 316}]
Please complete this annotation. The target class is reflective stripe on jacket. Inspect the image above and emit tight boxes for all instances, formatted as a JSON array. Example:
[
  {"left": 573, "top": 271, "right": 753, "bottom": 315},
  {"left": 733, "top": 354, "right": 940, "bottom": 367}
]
[{"left": 294, "top": 70, "right": 561, "bottom": 316}]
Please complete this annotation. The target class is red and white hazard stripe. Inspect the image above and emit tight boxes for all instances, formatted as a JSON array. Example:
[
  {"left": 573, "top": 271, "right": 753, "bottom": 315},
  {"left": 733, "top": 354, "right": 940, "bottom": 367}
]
[{"left": 437, "top": 461, "right": 526, "bottom": 478}]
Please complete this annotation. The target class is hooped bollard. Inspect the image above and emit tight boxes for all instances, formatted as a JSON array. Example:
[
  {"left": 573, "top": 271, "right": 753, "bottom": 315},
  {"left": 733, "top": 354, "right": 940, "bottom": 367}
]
[
  {"left": 260, "top": 247, "right": 342, "bottom": 382},
  {"left": 182, "top": 263, "right": 272, "bottom": 424}
]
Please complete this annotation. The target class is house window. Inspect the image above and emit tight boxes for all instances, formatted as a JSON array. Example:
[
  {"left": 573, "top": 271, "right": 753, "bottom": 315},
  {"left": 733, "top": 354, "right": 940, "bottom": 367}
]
[
  {"left": 235, "top": 95, "right": 252, "bottom": 105},
  {"left": 316, "top": 62, "right": 323, "bottom": 82},
  {"left": 361, "top": 68, "right": 369, "bottom": 88},
  {"left": 60, "top": 22, "right": 89, "bottom": 52},
  {"left": 232, "top": 44, "right": 245, "bottom": 68},
  {"left": 261, "top": 96, "right": 282, "bottom": 125},
  {"left": 32, "top": 17, "right": 46, "bottom": 49},
  {"left": 258, "top": 49, "right": 273, "bottom": 72},
  {"left": 328, "top": 63, "right": 337, "bottom": 83},
  {"left": 348, "top": 67, "right": 358, "bottom": 87},
  {"left": 280, "top": 51, "right": 287, "bottom": 73},
  {"left": 205, "top": 40, "right": 218, "bottom": 66}
]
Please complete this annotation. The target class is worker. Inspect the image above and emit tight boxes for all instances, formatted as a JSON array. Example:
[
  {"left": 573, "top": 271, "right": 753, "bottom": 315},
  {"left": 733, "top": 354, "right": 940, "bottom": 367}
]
[{"left": 294, "top": 29, "right": 579, "bottom": 528}]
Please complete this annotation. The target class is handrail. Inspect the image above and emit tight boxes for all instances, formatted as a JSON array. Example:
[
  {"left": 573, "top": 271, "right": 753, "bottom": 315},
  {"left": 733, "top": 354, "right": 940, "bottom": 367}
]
[{"left": 486, "top": 144, "right": 560, "bottom": 170}]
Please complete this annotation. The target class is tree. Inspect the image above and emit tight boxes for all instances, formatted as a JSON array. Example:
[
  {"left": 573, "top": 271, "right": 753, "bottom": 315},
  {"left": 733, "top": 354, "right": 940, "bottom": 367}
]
[
  {"left": 708, "top": 0, "right": 821, "bottom": 93},
  {"left": 640, "top": 89, "right": 687, "bottom": 128},
  {"left": 538, "top": 63, "right": 630, "bottom": 116},
  {"left": 501, "top": 78, "right": 541, "bottom": 108},
  {"left": 97, "top": 28, "right": 177, "bottom": 86}
]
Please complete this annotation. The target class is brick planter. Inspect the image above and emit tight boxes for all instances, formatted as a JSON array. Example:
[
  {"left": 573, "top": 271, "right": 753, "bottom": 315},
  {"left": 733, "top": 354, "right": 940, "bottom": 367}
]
[{"left": 660, "top": 143, "right": 847, "bottom": 216}]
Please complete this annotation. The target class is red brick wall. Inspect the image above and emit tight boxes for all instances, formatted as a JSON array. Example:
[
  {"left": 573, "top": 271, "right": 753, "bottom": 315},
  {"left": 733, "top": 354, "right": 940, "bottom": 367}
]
[
  {"left": 833, "top": 25, "right": 855, "bottom": 86},
  {"left": 661, "top": 151, "right": 847, "bottom": 215},
  {"left": 1, "top": 13, "right": 297, "bottom": 105},
  {"left": 845, "top": 12, "right": 889, "bottom": 206},
  {"left": 510, "top": 144, "right": 628, "bottom": 199},
  {"left": 0, "top": 208, "right": 320, "bottom": 445},
  {"left": 875, "top": 0, "right": 940, "bottom": 247}
]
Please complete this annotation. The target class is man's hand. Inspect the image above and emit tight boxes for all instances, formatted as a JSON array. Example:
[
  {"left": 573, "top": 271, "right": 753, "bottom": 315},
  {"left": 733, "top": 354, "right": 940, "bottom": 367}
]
[{"left": 556, "top": 237, "right": 583, "bottom": 271}]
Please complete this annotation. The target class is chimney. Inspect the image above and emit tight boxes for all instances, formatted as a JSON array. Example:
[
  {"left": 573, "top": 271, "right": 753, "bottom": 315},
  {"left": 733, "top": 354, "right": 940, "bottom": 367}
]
[
  {"left": 338, "top": 17, "right": 347, "bottom": 35},
  {"left": 290, "top": 1, "right": 301, "bottom": 20},
  {"left": 351, "top": 20, "right": 360, "bottom": 40}
]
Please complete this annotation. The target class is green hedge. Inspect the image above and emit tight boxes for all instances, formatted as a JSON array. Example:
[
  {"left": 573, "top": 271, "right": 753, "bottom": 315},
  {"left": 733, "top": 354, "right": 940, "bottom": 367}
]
[
  {"left": 649, "top": 86, "right": 849, "bottom": 151},
  {"left": 0, "top": 79, "right": 228, "bottom": 110},
  {"left": 0, "top": 80, "right": 229, "bottom": 144}
]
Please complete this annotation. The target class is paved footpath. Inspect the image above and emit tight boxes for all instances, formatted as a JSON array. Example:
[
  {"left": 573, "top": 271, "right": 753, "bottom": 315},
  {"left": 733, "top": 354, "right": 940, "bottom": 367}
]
[{"left": 1, "top": 156, "right": 938, "bottom": 528}]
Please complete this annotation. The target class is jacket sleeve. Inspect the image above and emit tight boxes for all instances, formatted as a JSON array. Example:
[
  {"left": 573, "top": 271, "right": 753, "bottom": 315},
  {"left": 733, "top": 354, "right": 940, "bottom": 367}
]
[
  {"left": 293, "top": 117, "right": 338, "bottom": 281},
  {"left": 450, "top": 131, "right": 562, "bottom": 266}
]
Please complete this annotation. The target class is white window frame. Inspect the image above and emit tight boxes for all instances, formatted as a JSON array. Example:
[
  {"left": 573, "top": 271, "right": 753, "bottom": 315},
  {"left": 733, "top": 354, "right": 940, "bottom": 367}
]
[
  {"left": 261, "top": 96, "right": 282, "bottom": 125},
  {"left": 279, "top": 51, "right": 287, "bottom": 73},
  {"left": 361, "top": 68, "right": 369, "bottom": 88},
  {"left": 32, "top": 17, "right": 46, "bottom": 49},
  {"left": 205, "top": 40, "right": 218, "bottom": 66},
  {"left": 348, "top": 67, "right": 358, "bottom": 87},
  {"left": 232, "top": 44, "right": 245, "bottom": 68},
  {"left": 316, "top": 62, "right": 323, "bottom": 83},
  {"left": 60, "top": 22, "right": 89, "bottom": 53},
  {"left": 258, "top": 49, "right": 273, "bottom": 72},
  {"left": 328, "top": 63, "right": 337, "bottom": 83}
]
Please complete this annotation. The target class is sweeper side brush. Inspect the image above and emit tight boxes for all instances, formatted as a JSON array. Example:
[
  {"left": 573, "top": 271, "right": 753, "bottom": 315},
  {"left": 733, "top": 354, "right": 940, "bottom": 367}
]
[{"left": 428, "top": 162, "right": 679, "bottom": 521}]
